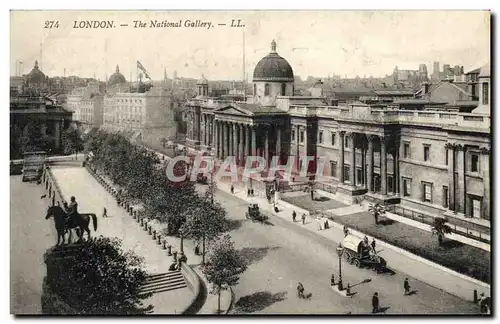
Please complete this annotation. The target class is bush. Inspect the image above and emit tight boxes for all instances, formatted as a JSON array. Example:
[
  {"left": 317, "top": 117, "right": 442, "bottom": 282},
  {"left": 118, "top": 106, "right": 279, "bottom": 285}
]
[{"left": 44, "top": 237, "right": 153, "bottom": 314}]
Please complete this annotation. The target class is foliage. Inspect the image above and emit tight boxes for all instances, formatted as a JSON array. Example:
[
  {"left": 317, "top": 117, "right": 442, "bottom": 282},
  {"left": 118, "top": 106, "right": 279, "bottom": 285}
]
[
  {"left": 45, "top": 237, "right": 153, "bottom": 314},
  {"left": 61, "top": 127, "right": 84, "bottom": 155},
  {"left": 84, "top": 129, "right": 199, "bottom": 234},
  {"left": 431, "top": 217, "right": 453, "bottom": 244},
  {"left": 180, "top": 196, "right": 228, "bottom": 244},
  {"left": 368, "top": 203, "right": 385, "bottom": 223},
  {"left": 16, "top": 122, "right": 45, "bottom": 153},
  {"left": 202, "top": 234, "right": 247, "bottom": 296}
]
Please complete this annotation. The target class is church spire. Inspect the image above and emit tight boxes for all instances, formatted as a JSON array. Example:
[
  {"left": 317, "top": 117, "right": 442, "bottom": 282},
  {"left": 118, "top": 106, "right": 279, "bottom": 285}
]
[{"left": 271, "top": 39, "right": 277, "bottom": 53}]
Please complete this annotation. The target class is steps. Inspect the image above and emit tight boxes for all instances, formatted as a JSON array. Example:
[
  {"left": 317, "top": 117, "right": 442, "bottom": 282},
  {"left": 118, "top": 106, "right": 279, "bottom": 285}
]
[{"left": 139, "top": 271, "right": 187, "bottom": 295}]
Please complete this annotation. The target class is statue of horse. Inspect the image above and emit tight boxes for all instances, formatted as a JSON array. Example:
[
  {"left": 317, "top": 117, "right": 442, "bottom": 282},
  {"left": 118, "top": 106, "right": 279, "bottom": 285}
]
[{"left": 45, "top": 205, "right": 98, "bottom": 245}]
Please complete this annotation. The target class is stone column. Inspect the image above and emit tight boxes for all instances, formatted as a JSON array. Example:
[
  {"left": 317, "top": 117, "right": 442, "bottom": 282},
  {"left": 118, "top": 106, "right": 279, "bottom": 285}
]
[
  {"left": 200, "top": 114, "right": 205, "bottom": 146},
  {"left": 251, "top": 126, "right": 257, "bottom": 156},
  {"left": 367, "top": 136, "right": 374, "bottom": 192},
  {"left": 338, "top": 131, "right": 345, "bottom": 183},
  {"left": 224, "top": 122, "right": 229, "bottom": 159},
  {"left": 446, "top": 144, "right": 456, "bottom": 211},
  {"left": 350, "top": 133, "right": 356, "bottom": 185},
  {"left": 361, "top": 145, "right": 366, "bottom": 188},
  {"left": 232, "top": 123, "right": 238, "bottom": 159},
  {"left": 245, "top": 125, "right": 250, "bottom": 159},
  {"left": 456, "top": 145, "right": 466, "bottom": 214},
  {"left": 54, "top": 121, "right": 61, "bottom": 150},
  {"left": 239, "top": 124, "right": 244, "bottom": 167},
  {"left": 380, "top": 135, "right": 387, "bottom": 195},
  {"left": 276, "top": 126, "right": 282, "bottom": 165},
  {"left": 214, "top": 120, "right": 219, "bottom": 158},
  {"left": 481, "top": 148, "right": 490, "bottom": 220},
  {"left": 295, "top": 125, "right": 300, "bottom": 173},
  {"left": 264, "top": 127, "right": 270, "bottom": 170}
]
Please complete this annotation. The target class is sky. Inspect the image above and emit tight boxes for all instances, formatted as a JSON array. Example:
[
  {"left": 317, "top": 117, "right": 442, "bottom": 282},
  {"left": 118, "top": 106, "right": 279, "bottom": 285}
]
[{"left": 10, "top": 10, "right": 490, "bottom": 81}]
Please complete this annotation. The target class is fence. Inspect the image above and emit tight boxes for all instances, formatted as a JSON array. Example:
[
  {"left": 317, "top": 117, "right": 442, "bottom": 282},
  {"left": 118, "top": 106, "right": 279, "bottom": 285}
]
[
  {"left": 314, "top": 182, "right": 338, "bottom": 194},
  {"left": 43, "top": 166, "right": 68, "bottom": 207},
  {"left": 386, "top": 205, "right": 490, "bottom": 244}
]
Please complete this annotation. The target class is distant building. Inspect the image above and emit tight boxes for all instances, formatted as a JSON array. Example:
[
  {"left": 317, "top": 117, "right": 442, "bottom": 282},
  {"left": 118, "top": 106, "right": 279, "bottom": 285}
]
[
  {"left": 65, "top": 82, "right": 104, "bottom": 131},
  {"left": 102, "top": 65, "right": 177, "bottom": 146}
]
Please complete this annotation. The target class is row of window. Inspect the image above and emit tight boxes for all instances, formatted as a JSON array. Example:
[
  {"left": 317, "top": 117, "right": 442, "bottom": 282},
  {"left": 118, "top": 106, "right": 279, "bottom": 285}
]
[
  {"left": 403, "top": 143, "right": 481, "bottom": 172},
  {"left": 115, "top": 99, "right": 144, "bottom": 104}
]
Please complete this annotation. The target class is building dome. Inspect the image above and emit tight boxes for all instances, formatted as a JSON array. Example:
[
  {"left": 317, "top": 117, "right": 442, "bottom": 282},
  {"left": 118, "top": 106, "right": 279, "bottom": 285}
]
[
  {"left": 253, "top": 40, "right": 294, "bottom": 82},
  {"left": 197, "top": 74, "right": 208, "bottom": 85},
  {"left": 26, "top": 60, "right": 46, "bottom": 84},
  {"left": 108, "top": 65, "right": 126, "bottom": 86}
]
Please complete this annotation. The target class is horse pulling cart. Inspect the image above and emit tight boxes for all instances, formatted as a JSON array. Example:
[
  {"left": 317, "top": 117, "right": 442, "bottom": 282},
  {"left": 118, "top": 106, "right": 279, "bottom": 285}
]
[
  {"left": 245, "top": 204, "right": 268, "bottom": 222},
  {"left": 340, "top": 234, "right": 387, "bottom": 273}
]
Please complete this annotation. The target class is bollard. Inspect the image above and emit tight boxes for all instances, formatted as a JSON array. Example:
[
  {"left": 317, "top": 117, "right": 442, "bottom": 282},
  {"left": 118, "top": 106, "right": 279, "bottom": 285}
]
[
  {"left": 136, "top": 215, "right": 141, "bottom": 223},
  {"left": 331, "top": 274, "right": 335, "bottom": 286},
  {"left": 148, "top": 226, "right": 152, "bottom": 235},
  {"left": 346, "top": 283, "right": 351, "bottom": 295},
  {"left": 173, "top": 251, "right": 178, "bottom": 262},
  {"left": 157, "top": 235, "right": 162, "bottom": 245},
  {"left": 140, "top": 218, "right": 144, "bottom": 226},
  {"left": 144, "top": 222, "right": 148, "bottom": 231},
  {"left": 474, "top": 289, "right": 478, "bottom": 303},
  {"left": 152, "top": 230, "right": 156, "bottom": 239},
  {"left": 162, "top": 240, "right": 167, "bottom": 249},
  {"left": 167, "top": 245, "right": 172, "bottom": 255},
  {"left": 129, "top": 207, "right": 133, "bottom": 216},
  {"left": 133, "top": 211, "right": 137, "bottom": 219}
]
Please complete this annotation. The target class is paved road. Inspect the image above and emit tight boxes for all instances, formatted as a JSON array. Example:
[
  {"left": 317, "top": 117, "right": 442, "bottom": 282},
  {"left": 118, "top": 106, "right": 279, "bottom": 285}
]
[
  {"left": 196, "top": 184, "right": 480, "bottom": 315},
  {"left": 10, "top": 176, "right": 56, "bottom": 314}
]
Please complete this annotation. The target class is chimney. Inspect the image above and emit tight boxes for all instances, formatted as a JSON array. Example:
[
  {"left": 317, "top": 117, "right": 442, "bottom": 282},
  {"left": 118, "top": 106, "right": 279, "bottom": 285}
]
[{"left": 421, "top": 81, "right": 430, "bottom": 95}]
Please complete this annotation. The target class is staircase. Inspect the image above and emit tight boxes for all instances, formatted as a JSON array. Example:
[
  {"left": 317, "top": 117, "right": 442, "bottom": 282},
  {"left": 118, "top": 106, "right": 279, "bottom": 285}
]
[{"left": 139, "top": 271, "right": 188, "bottom": 296}]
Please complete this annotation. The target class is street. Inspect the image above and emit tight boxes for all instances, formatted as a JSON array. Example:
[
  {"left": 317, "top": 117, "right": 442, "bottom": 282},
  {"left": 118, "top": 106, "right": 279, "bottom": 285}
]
[
  {"left": 10, "top": 175, "right": 56, "bottom": 314},
  {"left": 198, "top": 184, "right": 480, "bottom": 314}
]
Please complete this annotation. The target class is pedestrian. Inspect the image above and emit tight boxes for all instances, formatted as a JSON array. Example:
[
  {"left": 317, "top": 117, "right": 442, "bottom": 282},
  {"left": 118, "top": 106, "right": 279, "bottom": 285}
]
[
  {"left": 371, "top": 239, "right": 376, "bottom": 253},
  {"left": 103, "top": 207, "right": 108, "bottom": 218},
  {"left": 316, "top": 217, "right": 322, "bottom": 230},
  {"left": 372, "top": 292, "right": 379, "bottom": 314},
  {"left": 403, "top": 278, "right": 410, "bottom": 295},
  {"left": 292, "top": 210, "right": 297, "bottom": 222},
  {"left": 323, "top": 216, "right": 329, "bottom": 229},
  {"left": 247, "top": 188, "right": 251, "bottom": 197},
  {"left": 251, "top": 189, "right": 254, "bottom": 196},
  {"left": 230, "top": 184, "right": 234, "bottom": 194},
  {"left": 310, "top": 188, "right": 314, "bottom": 200},
  {"left": 301, "top": 213, "right": 306, "bottom": 225},
  {"left": 343, "top": 225, "right": 349, "bottom": 237}
]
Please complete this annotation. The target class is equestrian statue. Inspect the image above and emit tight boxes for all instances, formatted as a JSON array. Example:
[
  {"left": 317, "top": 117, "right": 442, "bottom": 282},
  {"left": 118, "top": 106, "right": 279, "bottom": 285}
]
[{"left": 45, "top": 196, "right": 98, "bottom": 245}]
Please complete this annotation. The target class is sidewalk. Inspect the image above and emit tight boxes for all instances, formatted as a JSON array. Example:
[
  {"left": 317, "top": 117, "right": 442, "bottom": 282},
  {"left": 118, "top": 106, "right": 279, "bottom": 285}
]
[
  {"left": 51, "top": 166, "right": 195, "bottom": 314},
  {"left": 54, "top": 165, "right": 234, "bottom": 314},
  {"left": 214, "top": 180, "right": 490, "bottom": 303}
]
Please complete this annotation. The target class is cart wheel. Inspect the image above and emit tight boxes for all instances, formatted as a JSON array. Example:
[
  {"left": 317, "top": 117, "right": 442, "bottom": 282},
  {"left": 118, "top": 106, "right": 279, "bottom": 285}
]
[{"left": 353, "top": 259, "right": 361, "bottom": 268}]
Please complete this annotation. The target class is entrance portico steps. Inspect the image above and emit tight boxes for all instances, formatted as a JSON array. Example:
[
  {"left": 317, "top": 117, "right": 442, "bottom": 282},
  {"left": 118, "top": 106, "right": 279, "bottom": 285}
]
[{"left": 139, "top": 271, "right": 187, "bottom": 295}]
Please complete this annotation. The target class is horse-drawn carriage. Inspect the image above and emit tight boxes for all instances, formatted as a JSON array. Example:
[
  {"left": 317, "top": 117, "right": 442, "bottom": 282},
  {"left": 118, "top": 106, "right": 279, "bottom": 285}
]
[
  {"left": 340, "top": 234, "right": 387, "bottom": 273},
  {"left": 245, "top": 204, "right": 268, "bottom": 222}
]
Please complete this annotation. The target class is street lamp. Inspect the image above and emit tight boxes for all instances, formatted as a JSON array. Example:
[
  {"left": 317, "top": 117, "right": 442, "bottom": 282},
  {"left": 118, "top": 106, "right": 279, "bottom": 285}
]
[{"left": 336, "top": 244, "right": 344, "bottom": 290}]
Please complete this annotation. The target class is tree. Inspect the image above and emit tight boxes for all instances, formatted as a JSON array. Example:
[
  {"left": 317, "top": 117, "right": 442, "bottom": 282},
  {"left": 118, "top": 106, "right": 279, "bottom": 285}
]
[
  {"left": 202, "top": 235, "right": 247, "bottom": 314},
  {"left": 61, "top": 127, "right": 84, "bottom": 155},
  {"left": 368, "top": 203, "right": 385, "bottom": 225},
  {"left": 180, "top": 197, "right": 228, "bottom": 263},
  {"left": 45, "top": 237, "right": 153, "bottom": 314},
  {"left": 431, "top": 217, "right": 452, "bottom": 245},
  {"left": 17, "top": 122, "right": 44, "bottom": 153}
]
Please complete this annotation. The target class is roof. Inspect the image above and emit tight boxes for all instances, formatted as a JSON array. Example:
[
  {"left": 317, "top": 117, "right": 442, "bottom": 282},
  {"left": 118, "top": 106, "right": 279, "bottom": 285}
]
[
  {"left": 108, "top": 65, "right": 126, "bottom": 86},
  {"left": 393, "top": 99, "right": 447, "bottom": 105},
  {"left": 215, "top": 102, "right": 286, "bottom": 116},
  {"left": 479, "top": 63, "right": 490, "bottom": 78},
  {"left": 372, "top": 90, "right": 416, "bottom": 96},
  {"left": 253, "top": 40, "right": 294, "bottom": 82}
]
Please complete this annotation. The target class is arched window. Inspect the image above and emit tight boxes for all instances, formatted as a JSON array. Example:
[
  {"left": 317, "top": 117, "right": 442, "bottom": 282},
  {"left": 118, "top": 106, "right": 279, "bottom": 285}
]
[
  {"left": 281, "top": 83, "right": 286, "bottom": 96},
  {"left": 253, "top": 84, "right": 256, "bottom": 95},
  {"left": 264, "top": 83, "right": 270, "bottom": 96}
]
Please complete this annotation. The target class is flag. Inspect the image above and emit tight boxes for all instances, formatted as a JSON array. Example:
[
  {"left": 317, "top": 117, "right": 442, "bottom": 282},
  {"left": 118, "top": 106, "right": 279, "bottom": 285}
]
[{"left": 137, "top": 60, "right": 151, "bottom": 80}]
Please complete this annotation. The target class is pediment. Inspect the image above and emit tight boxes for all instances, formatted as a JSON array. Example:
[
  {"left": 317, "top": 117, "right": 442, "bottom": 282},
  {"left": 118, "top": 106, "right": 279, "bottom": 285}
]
[{"left": 215, "top": 105, "right": 252, "bottom": 116}]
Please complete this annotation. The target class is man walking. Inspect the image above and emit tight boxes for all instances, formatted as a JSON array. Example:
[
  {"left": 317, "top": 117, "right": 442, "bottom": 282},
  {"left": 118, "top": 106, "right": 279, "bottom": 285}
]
[
  {"left": 371, "top": 239, "right": 376, "bottom": 253},
  {"left": 230, "top": 184, "right": 234, "bottom": 194},
  {"left": 403, "top": 278, "right": 411, "bottom": 295},
  {"left": 103, "top": 207, "right": 108, "bottom": 218},
  {"left": 292, "top": 210, "right": 297, "bottom": 222},
  {"left": 372, "top": 292, "right": 379, "bottom": 314},
  {"left": 301, "top": 213, "right": 306, "bottom": 225}
]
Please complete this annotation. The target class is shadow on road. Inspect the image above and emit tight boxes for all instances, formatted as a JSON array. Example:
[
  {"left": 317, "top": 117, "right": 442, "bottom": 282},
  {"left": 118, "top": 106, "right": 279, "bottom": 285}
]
[
  {"left": 239, "top": 246, "right": 280, "bottom": 265},
  {"left": 225, "top": 219, "right": 243, "bottom": 232},
  {"left": 233, "top": 291, "right": 288, "bottom": 313}
]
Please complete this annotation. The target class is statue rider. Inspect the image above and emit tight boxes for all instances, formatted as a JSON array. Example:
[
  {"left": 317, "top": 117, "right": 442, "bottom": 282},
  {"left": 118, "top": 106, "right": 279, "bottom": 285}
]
[{"left": 65, "top": 196, "right": 78, "bottom": 227}]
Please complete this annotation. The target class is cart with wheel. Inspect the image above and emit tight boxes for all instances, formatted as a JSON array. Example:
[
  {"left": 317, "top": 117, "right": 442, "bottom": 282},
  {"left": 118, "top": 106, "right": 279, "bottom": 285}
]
[{"left": 340, "top": 234, "right": 387, "bottom": 273}]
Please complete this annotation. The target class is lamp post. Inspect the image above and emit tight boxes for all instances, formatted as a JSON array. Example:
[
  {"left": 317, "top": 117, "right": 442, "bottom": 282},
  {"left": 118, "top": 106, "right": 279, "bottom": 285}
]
[
  {"left": 336, "top": 245, "right": 344, "bottom": 290},
  {"left": 180, "top": 229, "right": 185, "bottom": 257}
]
